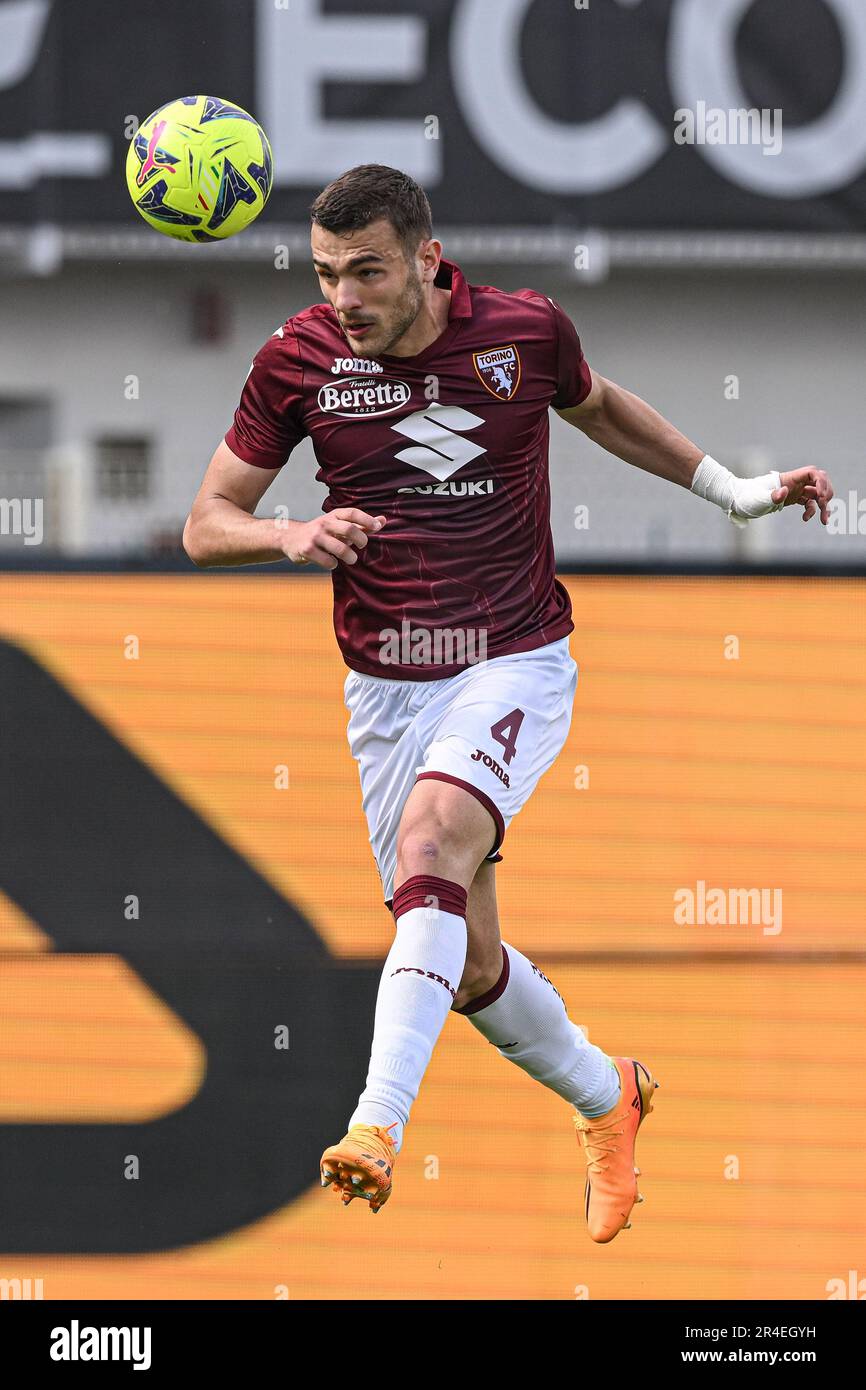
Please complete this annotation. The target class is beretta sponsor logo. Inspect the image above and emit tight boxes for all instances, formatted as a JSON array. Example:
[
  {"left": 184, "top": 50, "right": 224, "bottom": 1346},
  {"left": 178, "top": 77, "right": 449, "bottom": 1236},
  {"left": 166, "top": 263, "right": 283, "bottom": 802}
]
[{"left": 317, "top": 376, "right": 411, "bottom": 418}]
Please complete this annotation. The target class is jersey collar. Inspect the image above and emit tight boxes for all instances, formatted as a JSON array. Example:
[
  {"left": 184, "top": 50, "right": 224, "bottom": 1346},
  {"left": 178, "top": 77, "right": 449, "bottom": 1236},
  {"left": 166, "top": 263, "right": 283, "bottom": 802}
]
[
  {"left": 435, "top": 257, "right": 472, "bottom": 319},
  {"left": 372, "top": 256, "right": 472, "bottom": 366}
]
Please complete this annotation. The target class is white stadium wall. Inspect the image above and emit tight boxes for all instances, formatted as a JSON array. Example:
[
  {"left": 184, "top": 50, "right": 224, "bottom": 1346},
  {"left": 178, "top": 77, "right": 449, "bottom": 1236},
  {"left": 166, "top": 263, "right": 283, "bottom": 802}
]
[{"left": 0, "top": 261, "right": 862, "bottom": 562}]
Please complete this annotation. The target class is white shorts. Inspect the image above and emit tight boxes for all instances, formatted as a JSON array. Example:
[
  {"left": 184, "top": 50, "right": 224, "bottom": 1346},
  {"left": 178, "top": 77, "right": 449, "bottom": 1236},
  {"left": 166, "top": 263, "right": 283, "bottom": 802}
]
[{"left": 343, "top": 636, "right": 578, "bottom": 909}]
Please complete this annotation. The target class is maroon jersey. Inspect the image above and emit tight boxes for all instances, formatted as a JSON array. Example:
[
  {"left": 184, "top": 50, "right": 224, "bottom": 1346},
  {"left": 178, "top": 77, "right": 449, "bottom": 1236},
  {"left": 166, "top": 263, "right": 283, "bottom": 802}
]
[{"left": 224, "top": 257, "right": 592, "bottom": 680}]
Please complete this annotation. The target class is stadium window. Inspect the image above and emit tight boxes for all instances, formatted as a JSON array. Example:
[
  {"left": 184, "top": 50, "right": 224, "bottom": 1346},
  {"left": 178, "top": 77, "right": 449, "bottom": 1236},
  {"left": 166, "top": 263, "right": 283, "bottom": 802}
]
[
  {"left": 0, "top": 396, "right": 54, "bottom": 449},
  {"left": 94, "top": 436, "right": 151, "bottom": 501}
]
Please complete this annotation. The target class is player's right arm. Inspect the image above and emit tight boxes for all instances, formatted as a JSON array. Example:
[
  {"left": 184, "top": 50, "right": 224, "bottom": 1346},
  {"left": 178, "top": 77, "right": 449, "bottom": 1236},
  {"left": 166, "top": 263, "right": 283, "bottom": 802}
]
[
  {"left": 184, "top": 325, "right": 385, "bottom": 569},
  {"left": 182, "top": 440, "right": 385, "bottom": 570}
]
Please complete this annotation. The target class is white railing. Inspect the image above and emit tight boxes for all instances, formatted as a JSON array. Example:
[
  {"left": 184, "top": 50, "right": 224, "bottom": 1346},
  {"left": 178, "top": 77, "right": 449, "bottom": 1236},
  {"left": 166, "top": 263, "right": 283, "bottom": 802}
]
[{"left": 0, "top": 445, "right": 176, "bottom": 555}]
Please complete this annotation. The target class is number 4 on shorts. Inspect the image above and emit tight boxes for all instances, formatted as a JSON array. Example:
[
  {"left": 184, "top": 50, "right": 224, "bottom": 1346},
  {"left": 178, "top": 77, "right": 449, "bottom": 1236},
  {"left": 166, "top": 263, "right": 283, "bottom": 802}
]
[{"left": 490, "top": 708, "right": 524, "bottom": 765}]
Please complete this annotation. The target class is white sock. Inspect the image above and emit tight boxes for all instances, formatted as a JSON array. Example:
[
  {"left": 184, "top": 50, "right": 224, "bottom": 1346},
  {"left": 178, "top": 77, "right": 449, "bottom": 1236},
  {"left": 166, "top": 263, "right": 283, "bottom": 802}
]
[
  {"left": 456, "top": 942, "right": 621, "bottom": 1117},
  {"left": 349, "top": 875, "right": 468, "bottom": 1153}
]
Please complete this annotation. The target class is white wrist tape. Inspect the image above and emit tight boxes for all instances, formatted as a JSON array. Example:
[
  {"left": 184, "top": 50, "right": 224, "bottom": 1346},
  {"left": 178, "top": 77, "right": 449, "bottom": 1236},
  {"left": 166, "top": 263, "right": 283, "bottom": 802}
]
[{"left": 690, "top": 454, "right": 783, "bottom": 528}]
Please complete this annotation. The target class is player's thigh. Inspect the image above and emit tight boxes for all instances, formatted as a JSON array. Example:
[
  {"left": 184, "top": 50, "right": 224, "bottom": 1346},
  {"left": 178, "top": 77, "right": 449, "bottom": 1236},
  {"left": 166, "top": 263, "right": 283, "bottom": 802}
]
[
  {"left": 412, "top": 639, "right": 578, "bottom": 857},
  {"left": 395, "top": 774, "right": 498, "bottom": 889},
  {"left": 344, "top": 669, "right": 424, "bottom": 869}
]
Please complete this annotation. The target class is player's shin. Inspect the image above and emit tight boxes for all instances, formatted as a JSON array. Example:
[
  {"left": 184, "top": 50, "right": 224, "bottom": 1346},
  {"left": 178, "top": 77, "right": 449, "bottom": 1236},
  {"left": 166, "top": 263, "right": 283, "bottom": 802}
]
[
  {"left": 455, "top": 942, "right": 620, "bottom": 1118},
  {"left": 347, "top": 875, "right": 468, "bottom": 1151}
]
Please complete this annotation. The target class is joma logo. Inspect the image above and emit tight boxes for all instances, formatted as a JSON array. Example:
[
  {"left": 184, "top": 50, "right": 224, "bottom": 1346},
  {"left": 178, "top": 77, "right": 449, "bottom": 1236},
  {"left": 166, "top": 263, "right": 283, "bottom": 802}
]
[
  {"left": 470, "top": 747, "right": 510, "bottom": 787},
  {"left": 390, "top": 966, "right": 456, "bottom": 998},
  {"left": 330, "top": 355, "right": 383, "bottom": 374}
]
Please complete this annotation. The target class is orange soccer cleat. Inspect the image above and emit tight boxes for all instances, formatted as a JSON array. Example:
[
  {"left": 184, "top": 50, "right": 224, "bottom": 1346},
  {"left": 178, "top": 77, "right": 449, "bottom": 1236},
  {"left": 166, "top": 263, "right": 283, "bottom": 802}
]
[
  {"left": 574, "top": 1057, "right": 659, "bottom": 1243},
  {"left": 319, "top": 1122, "right": 399, "bottom": 1214}
]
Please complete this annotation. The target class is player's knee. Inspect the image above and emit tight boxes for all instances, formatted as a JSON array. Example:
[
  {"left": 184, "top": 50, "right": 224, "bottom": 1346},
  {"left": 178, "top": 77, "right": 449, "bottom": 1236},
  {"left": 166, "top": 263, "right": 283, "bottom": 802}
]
[
  {"left": 396, "top": 824, "right": 474, "bottom": 879},
  {"left": 396, "top": 829, "right": 441, "bottom": 869}
]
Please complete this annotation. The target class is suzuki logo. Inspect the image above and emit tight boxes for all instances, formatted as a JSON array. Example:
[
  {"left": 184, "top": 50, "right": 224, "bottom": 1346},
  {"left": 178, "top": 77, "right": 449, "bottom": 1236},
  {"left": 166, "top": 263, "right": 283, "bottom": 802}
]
[{"left": 390, "top": 403, "right": 486, "bottom": 481}]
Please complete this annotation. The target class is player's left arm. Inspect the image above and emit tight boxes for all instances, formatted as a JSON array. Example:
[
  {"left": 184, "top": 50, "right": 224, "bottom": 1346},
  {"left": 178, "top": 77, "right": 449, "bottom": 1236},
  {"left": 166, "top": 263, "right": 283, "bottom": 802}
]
[{"left": 555, "top": 373, "right": 834, "bottom": 526}]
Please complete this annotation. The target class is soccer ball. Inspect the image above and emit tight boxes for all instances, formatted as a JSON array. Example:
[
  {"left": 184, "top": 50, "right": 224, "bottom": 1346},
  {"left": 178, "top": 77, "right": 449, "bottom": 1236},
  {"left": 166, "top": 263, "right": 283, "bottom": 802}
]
[{"left": 125, "top": 94, "right": 273, "bottom": 242}]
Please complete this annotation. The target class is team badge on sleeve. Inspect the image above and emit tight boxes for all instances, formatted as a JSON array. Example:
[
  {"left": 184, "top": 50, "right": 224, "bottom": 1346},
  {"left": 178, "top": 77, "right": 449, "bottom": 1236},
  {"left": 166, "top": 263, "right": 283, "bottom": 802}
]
[{"left": 473, "top": 344, "right": 521, "bottom": 400}]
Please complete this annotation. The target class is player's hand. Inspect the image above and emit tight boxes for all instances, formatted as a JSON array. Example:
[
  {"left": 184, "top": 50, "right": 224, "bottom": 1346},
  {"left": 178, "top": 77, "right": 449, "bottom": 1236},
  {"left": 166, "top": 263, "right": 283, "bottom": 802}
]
[
  {"left": 281, "top": 508, "right": 387, "bottom": 569},
  {"left": 771, "top": 467, "right": 834, "bottom": 525}
]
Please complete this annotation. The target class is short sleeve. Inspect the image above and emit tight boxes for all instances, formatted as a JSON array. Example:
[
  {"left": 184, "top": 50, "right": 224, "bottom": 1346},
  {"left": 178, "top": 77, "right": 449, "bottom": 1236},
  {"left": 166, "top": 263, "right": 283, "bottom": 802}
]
[
  {"left": 224, "top": 323, "right": 307, "bottom": 469},
  {"left": 548, "top": 297, "right": 593, "bottom": 410}
]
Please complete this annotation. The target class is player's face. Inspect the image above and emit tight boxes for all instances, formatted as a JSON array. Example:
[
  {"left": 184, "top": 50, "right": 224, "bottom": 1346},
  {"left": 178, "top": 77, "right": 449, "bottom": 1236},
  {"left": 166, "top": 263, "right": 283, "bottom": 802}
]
[{"left": 311, "top": 218, "right": 425, "bottom": 357}]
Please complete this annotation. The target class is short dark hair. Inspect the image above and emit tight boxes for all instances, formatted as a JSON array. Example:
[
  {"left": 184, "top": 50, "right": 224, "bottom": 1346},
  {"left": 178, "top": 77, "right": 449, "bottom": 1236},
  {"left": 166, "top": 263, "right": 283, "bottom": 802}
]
[{"left": 310, "top": 164, "right": 433, "bottom": 261}]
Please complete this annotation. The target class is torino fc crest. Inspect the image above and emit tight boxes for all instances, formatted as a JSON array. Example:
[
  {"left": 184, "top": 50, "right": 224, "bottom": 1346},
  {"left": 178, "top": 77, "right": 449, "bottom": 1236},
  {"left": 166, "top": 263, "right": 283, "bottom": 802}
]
[{"left": 473, "top": 344, "right": 521, "bottom": 400}]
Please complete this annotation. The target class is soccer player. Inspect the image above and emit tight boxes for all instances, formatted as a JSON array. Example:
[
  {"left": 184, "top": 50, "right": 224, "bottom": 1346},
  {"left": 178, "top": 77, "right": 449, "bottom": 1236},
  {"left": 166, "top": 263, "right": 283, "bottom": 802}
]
[{"left": 183, "top": 165, "right": 833, "bottom": 1243}]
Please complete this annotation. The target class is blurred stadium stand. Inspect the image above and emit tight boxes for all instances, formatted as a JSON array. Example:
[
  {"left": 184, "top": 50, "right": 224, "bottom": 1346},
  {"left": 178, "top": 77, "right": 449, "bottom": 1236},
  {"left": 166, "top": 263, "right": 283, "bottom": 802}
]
[
  {"left": 0, "top": 258, "right": 863, "bottom": 562},
  {"left": 0, "top": 0, "right": 864, "bottom": 565}
]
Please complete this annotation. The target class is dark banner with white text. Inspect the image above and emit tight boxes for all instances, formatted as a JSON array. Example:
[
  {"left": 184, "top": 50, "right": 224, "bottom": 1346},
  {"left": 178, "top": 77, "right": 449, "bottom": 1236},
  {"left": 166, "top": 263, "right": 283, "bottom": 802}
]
[{"left": 1, "top": 0, "right": 865, "bottom": 233}]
